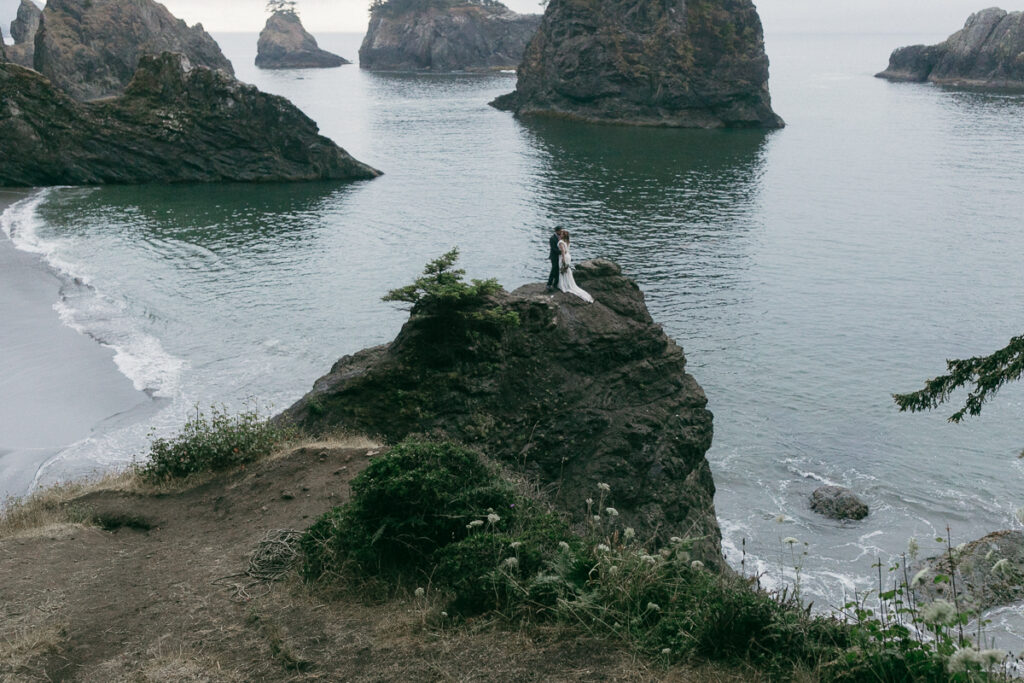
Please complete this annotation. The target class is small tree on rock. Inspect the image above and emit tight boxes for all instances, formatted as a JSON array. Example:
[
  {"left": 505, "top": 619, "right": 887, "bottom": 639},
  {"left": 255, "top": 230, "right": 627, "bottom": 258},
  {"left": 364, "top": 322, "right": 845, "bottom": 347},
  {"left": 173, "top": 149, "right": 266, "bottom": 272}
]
[{"left": 267, "top": 0, "right": 299, "bottom": 15}]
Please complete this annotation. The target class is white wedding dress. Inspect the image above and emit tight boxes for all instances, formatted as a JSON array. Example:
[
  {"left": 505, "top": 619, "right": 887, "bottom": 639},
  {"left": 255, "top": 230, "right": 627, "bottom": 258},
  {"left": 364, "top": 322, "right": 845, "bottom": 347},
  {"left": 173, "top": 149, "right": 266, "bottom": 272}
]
[{"left": 557, "top": 240, "right": 594, "bottom": 303}]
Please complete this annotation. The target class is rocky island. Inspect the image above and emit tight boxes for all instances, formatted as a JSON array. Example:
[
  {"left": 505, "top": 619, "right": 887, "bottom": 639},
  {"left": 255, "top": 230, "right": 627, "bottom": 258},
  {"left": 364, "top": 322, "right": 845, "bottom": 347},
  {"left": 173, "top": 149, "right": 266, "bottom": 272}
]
[
  {"left": 877, "top": 8, "right": 1024, "bottom": 88},
  {"left": 491, "top": 0, "right": 784, "bottom": 128},
  {"left": 256, "top": 8, "right": 349, "bottom": 69},
  {"left": 0, "top": 53, "right": 380, "bottom": 186},
  {"left": 359, "top": 0, "right": 541, "bottom": 71},
  {"left": 280, "top": 259, "right": 723, "bottom": 567},
  {"left": 4, "top": 0, "right": 41, "bottom": 69},
  {"left": 34, "top": 0, "right": 234, "bottom": 101}
]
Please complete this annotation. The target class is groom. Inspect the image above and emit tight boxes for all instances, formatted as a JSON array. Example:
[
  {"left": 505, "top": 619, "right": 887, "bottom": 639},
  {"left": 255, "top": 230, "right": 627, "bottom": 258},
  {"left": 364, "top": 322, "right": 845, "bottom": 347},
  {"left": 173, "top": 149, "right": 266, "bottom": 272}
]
[{"left": 546, "top": 228, "right": 561, "bottom": 291}]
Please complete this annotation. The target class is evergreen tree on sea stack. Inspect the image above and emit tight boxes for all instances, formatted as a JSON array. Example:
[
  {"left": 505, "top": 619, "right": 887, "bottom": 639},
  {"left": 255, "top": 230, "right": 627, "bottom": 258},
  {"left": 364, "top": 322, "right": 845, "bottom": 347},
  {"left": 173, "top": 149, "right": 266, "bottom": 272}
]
[{"left": 267, "top": 0, "right": 298, "bottom": 15}]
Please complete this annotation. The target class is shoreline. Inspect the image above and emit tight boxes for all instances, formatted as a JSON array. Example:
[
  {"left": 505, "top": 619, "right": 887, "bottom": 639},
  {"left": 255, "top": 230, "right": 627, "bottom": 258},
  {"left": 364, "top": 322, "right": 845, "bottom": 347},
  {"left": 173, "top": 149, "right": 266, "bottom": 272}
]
[{"left": 0, "top": 189, "right": 153, "bottom": 501}]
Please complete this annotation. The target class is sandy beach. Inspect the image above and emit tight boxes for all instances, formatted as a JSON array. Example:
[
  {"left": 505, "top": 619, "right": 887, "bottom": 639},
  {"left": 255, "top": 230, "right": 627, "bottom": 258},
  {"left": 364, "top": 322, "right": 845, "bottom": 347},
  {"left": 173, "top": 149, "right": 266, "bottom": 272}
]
[{"left": 0, "top": 189, "right": 152, "bottom": 501}]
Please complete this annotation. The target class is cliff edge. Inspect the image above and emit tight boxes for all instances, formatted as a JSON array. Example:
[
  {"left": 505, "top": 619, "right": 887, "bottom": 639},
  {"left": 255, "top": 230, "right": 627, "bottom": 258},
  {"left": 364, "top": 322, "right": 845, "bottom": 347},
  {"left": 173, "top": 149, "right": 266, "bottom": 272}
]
[
  {"left": 256, "top": 10, "right": 349, "bottom": 69},
  {"left": 359, "top": 0, "right": 541, "bottom": 71},
  {"left": 491, "top": 0, "right": 783, "bottom": 128},
  {"left": 280, "top": 260, "right": 723, "bottom": 567},
  {"left": 877, "top": 8, "right": 1024, "bottom": 88}
]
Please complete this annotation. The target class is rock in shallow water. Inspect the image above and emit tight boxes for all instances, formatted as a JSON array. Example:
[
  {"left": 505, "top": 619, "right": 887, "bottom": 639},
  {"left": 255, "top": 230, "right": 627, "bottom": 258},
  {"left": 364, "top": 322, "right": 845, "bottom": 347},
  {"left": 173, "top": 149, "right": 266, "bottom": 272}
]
[
  {"left": 0, "top": 53, "right": 380, "bottom": 186},
  {"left": 877, "top": 8, "right": 1024, "bottom": 88},
  {"left": 359, "top": 1, "right": 541, "bottom": 71},
  {"left": 256, "top": 10, "right": 349, "bottom": 69},
  {"left": 34, "top": 0, "right": 234, "bottom": 101},
  {"left": 809, "top": 486, "right": 869, "bottom": 521},
  {"left": 279, "top": 259, "right": 724, "bottom": 569},
  {"left": 491, "top": 0, "right": 783, "bottom": 128}
]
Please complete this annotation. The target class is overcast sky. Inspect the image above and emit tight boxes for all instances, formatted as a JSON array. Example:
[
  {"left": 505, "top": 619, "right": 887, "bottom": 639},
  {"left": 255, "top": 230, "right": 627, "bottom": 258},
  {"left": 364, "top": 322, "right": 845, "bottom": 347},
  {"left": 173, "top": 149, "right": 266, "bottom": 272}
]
[{"left": 3, "top": 0, "right": 1022, "bottom": 42}]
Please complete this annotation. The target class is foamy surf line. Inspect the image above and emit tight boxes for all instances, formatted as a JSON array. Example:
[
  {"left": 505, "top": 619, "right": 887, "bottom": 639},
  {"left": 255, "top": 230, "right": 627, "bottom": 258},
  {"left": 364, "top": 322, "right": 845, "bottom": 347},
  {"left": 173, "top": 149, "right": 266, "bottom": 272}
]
[{"left": 1, "top": 190, "right": 187, "bottom": 398}]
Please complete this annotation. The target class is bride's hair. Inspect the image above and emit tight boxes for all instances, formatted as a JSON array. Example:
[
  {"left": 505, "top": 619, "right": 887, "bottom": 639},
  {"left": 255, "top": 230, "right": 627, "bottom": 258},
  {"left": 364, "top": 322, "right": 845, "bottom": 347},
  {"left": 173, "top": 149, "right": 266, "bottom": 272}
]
[{"left": 560, "top": 229, "right": 570, "bottom": 243}]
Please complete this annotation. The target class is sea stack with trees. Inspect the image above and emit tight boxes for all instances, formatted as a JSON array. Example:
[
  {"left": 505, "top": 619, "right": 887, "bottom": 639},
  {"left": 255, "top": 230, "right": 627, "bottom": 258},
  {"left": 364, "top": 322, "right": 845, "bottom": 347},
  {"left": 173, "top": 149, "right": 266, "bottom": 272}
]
[
  {"left": 491, "top": 0, "right": 784, "bottom": 128},
  {"left": 876, "top": 7, "right": 1024, "bottom": 88},
  {"left": 256, "top": 0, "right": 350, "bottom": 69},
  {"left": 359, "top": 0, "right": 541, "bottom": 71}
]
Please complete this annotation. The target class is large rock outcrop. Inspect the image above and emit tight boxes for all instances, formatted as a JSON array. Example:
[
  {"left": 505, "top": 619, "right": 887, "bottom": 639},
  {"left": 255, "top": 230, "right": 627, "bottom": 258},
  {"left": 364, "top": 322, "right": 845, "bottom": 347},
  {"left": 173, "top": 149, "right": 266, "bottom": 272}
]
[
  {"left": 34, "top": 0, "right": 234, "bottom": 101},
  {"left": 256, "top": 10, "right": 349, "bottom": 69},
  {"left": 491, "top": 0, "right": 783, "bottom": 128},
  {"left": 912, "top": 530, "right": 1024, "bottom": 612},
  {"left": 0, "top": 53, "right": 381, "bottom": 186},
  {"left": 5, "top": 0, "right": 41, "bottom": 68},
  {"left": 877, "top": 8, "right": 1024, "bottom": 88},
  {"left": 279, "top": 260, "right": 723, "bottom": 567},
  {"left": 359, "top": 1, "right": 541, "bottom": 71}
]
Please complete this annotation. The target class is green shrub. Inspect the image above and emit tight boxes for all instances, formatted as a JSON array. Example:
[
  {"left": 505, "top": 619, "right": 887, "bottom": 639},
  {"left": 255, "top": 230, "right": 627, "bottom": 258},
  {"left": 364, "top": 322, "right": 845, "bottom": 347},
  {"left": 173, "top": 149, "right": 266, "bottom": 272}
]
[
  {"left": 301, "top": 439, "right": 519, "bottom": 579},
  {"left": 138, "top": 405, "right": 292, "bottom": 481}
]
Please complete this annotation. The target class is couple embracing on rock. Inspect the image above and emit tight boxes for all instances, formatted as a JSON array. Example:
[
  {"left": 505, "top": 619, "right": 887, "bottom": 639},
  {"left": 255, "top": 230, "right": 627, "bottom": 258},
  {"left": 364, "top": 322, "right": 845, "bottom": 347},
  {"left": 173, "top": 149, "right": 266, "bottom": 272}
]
[{"left": 546, "top": 228, "right": 594, "bottom": 303}]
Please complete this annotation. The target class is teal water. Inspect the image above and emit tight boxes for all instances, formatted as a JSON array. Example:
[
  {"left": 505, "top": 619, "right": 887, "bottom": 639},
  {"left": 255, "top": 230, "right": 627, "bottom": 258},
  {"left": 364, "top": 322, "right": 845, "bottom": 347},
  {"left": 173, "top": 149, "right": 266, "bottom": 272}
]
[{"left": 4, "top": 32, "right": 1024, "bottom": 642}]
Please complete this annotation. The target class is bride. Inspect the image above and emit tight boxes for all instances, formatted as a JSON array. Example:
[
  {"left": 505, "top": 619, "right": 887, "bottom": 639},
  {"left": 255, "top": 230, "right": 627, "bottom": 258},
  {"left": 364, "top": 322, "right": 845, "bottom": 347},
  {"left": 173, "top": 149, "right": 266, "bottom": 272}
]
[{"left": 556, "top": 230, "right": 594, "bottom": 303}]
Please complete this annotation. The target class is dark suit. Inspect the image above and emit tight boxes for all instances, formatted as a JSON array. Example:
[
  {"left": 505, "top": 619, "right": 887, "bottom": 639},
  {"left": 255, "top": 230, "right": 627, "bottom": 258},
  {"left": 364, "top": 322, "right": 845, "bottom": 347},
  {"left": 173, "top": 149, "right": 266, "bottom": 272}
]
[{"left": 547, "top": 232, "right": 561, "bottom": 289}]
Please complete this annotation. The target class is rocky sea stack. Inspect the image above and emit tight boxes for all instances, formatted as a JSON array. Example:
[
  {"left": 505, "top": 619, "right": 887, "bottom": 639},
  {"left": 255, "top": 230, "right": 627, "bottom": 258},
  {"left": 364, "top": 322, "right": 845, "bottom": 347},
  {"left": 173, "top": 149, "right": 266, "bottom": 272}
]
[
  {"left": 256, "top": 10, "right": 349, "bottom": 69},
  {"left": 280, "top": 259, "right": 723, "bottom": 567},
  {"left": 0, "top": 53, "right": 380, "bottom": 186},
  {"left": 5, "top": 0, "right": 41, "bottom": 68},
  {"left": 35, "top": 0, "right": 234, "bottom": 101},
  {"left": 877, "top": 8, "right": 1024, "bottom": 88},
  {"left": 491, "top": 0, "right": 783, "bottom": 128},
  {"left": 359, "top": 0, "right": 541, "bottom": 71}
]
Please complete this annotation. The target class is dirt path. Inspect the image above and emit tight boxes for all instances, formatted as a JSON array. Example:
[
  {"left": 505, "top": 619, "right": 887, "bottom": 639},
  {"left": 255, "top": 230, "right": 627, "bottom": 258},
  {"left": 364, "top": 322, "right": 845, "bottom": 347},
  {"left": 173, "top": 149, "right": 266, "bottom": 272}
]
[{"left": 1, "top": 445, "right": 755, "bottom": 682}]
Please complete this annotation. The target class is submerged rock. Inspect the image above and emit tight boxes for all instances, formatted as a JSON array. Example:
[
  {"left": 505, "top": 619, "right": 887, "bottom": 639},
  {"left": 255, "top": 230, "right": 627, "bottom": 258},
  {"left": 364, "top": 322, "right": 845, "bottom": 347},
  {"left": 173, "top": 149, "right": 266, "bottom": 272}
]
[
  {"left": 0, "top": 53, "right": 381, "bottom": 186},
  {"left": 256, "top": 10, "right": 349, "bottom": 69},
  {"left": 491, "top": 0, "right": 783, "bottom": 128},
  {"left": 280, "top": 259, "right": 723, "bottom": 568},
  {"left": 34, "top": 0, "right": 234, "bottom": 101},
  {"left": 877, "top": 8, "right": 1024, "bottom": 88},
  {"left": 359, "top": 0, "right": 541, "bottom": 71},
  {"left": 809, "top": 486, "right": 869, "bottom": 521},
  {"left": 912, "top": 530, "right": 1024, "bottom": 612},
  {"left": 5, "top": 0, "right": 42, "bottom": 68}
]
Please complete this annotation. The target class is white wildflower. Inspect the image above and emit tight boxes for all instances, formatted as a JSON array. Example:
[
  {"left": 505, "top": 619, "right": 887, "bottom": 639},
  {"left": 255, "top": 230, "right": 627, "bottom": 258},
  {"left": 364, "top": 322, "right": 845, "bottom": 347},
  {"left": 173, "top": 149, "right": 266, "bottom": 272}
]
[
  {"left": 691, "top": 560, "right": 704, "bottom": 570},
  {"left": 782, "top": 537, "right": 799, "bottom": 545},
  {"left": 921, "top": 599, "right": 956, "bottom": 625},
  {"left": 979, "top": 649, "right": 1006, "bottom": 667},
  {"left": 414, "top": 587, "right": 425, "bottom": 598},
  {"left": 640, "top": 554, "right": 657, "bottom": 565},
  {"left": 659, "top": 548, "right": 672, "bottom": 558},
  {"left": 487, "top": 512, "right": 501, "bottom": 524},
  {"left": 440, "top": 611, "right": 448, "bottom": 618},
  {"left": 468, "top": 519, "right": 484, "bottom": 528},
  {"left": 586, "top": 498, "right": 594, "bottom": 506},
  {"left": 608, "top": 565, "right": 619, "bottom": 574},
  {"left": 646, "top": 602, "right": 661, "bottom": 612},
  {"left": 910, "top": 568, "right": 929, "bottom": 587},
  {"left": 907, "top": 537, "right": 919, "bottom": 559},
  {"left": 661, "top": 648, "right": 671, "bottom": 655},
  {"left": 623, "top": 527, "right": 635, "bottom": 541},
  {"left": 597, "top": 482, "right": 611, "bottom": 492},
  {"left": 985, "top": 549, "right": 995, "bottom": 561},
  {"left": 509, "top": 541, "right": 522, "bottom": 550},
  {"left": 774, "top": 514, "right": 786, "bottom": 523},
  {"left": 947, "top": 647, "right": 984, "bottom": 673},
  {"left": 669, "top": 536, "right": 683, "bottom": 544},
  {"left": 596, "top": 544, "right": 610, "bottom": 552},
  {"left": 593, "top": 515, "right": 601, "bottom": 523},
  {"left": 558, "top": 541, "right": 570, "bottom": 552},
  {"left": 605, "top": 507, "right": 619, "bottom": 517},
  {"left": 504, "top": 557, "right": 519, "bottom": 570},
  {"left": 992, "top": 558, "right": 1013, "bottom": 577}
]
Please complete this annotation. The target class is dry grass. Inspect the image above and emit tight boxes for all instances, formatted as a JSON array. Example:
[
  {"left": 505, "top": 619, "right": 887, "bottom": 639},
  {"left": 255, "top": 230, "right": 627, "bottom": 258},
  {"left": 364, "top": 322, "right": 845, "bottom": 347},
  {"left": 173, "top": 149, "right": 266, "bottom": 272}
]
[{"left": 0, "top": 434, "right": 382, "bottom": 541}]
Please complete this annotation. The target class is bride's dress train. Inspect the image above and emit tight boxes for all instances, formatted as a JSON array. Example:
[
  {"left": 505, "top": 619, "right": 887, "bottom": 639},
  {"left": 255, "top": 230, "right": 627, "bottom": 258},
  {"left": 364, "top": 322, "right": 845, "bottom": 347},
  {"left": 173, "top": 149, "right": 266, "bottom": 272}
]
[{"left": 557, "top": 242, "right": 594, "bottom": 303}]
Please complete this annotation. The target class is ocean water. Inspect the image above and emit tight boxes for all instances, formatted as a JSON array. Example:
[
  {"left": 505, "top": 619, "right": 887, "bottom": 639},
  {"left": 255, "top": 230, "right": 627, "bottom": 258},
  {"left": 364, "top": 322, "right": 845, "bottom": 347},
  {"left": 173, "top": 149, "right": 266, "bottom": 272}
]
[{"left": 4, "top": 31, "right": 1024, "bottom": 643}]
